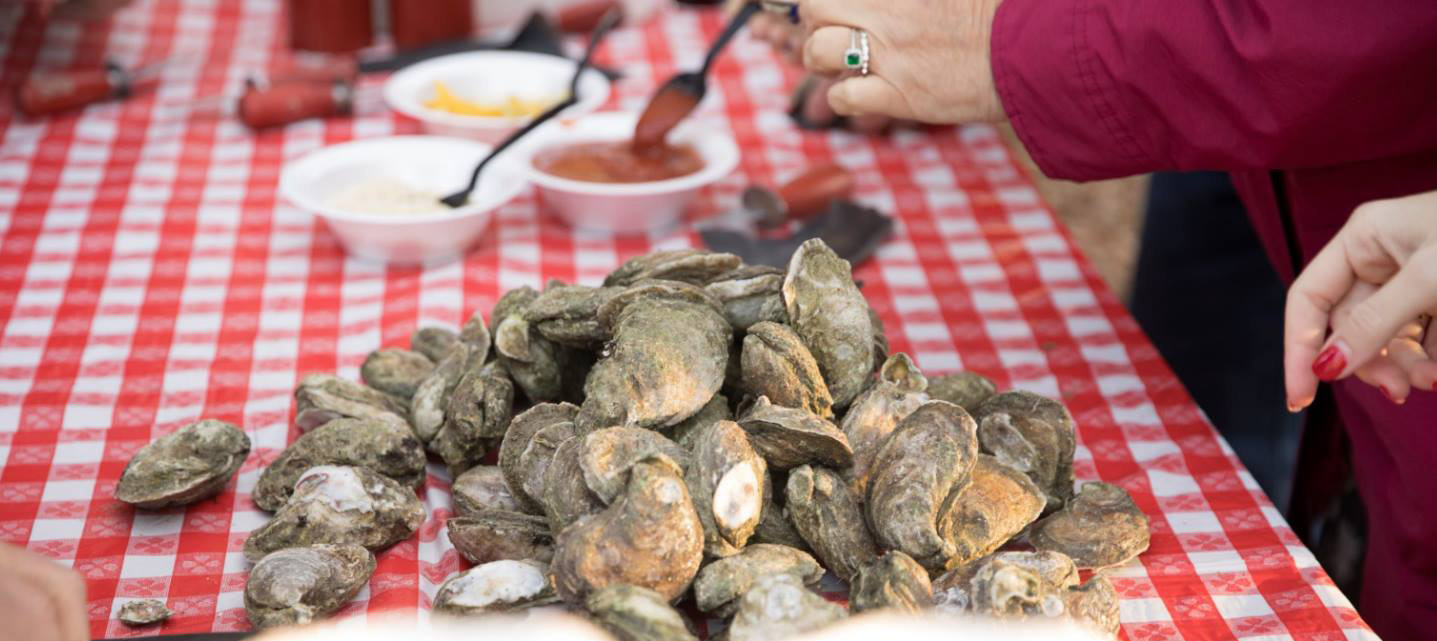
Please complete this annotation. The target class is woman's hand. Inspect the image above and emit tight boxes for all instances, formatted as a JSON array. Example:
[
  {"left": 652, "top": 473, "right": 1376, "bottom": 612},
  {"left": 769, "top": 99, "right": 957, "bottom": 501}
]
[
  {"left": 0, "top": 543, "right": 90, "bottom": 641},
  {"left": 795, "top": 0, "right": 1005, "bottom": 123},
  {"left": 1285, "top": 190, "right": 1437, "bottom": 409}
]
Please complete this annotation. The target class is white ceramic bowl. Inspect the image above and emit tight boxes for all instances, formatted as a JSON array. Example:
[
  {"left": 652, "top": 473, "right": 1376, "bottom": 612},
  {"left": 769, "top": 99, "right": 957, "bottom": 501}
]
[
  {"left": 280, "top": 136, "right": 526, "bottom": 264},
  {"left": 514, "top": 111, "right": 740, "bottom": 233},
  {"left": 384, "top": 51, "right": 611, "bottom": 144}
]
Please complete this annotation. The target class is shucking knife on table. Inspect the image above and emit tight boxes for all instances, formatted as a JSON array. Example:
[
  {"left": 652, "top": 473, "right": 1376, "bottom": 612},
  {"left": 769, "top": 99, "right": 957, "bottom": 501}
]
[{"left": 697, "top": 162, "right": 894, "bottom": 267}]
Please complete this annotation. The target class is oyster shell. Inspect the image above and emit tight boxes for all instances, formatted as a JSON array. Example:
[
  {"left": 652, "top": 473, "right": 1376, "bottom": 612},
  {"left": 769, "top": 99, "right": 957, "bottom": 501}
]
[
  {"left": 926, "top": 372, "right": 997, "bottom": 412},
  {"left": 434, "top": 359, "right": 515, "bottom": 476},
  {"left": 252, "top": 417, "right": 425, "bottom": 512},
  {"left": 785, "top": 464, "right": 877, "bottom": 582},
  {"left": 117, "top": 599, "right": 172, "bottom": 626},
  {"left": 360, "top": 349, "right": 434, "bottom": 400},
  {"left": 966, "top": 555, "right": 1066, "bottom": 619},
  {"left": 752, "top": 480, "right": 809, "bottom": 552},
  {"left": 458, "top": 308, "right": 493, "bottom": 354},
  {"left": 244, "top": 544, "right": 375, "bottom": 630},
  {"left": 781, "top": 238, "right": 875, "bottom": 408},
  {"left": 972, "top": 390, "right": 1077, "bottom": 512},
  {"left": 850, "top": 550, "right": 934, "bottom": 614},
  {"left": 526, "top": 283, "right": 623, "bottom": 348},
  {"left": 447, "top": 510, "right": 553, "bottom": 565},
  {"left": 1029, "top": 481, "right": 1150, "bottom": 569},
  {"left": 542, "top": 434, "right": 606, "bottom": 532},
  {"left": 840, "top": 353, "right": 929, "bottom": 497},
  {"left": 693, "top": 544, "right": 823, "bottom": 615},
  {"left": 865, "top": 400, "right": 979, "bottom": 572},
  {"left": 1066, "top": 574, "right": 1121, "bottom": 637},
  {"left": 670, "top": 393, "right": 732, "bottom": 449},
  {"left": 410, "top": 342, "right": 472, "bottom": 445},
  {"left": 432, "top": 559, "right": 560, "bottom": 616},
  {"left": 581, "top": 427, "right": 691, "bottom": 505},
  {"left": 740, "top": 321, "right": 834, "bottom": 419},
  {"left": 605, "top": 249, "right": 742, "bottom": 288},
  {"left": 452, "top": 465, "right": 523, "bottom": 515},
  {"left": 115, "top": 419, "right": 250, "bottom": 509},
  {"left": 498, "top": 402, "right": 581, "bottom": 513},
  {"left": 704, "top": 265, "right": 787, "bottom": 331},
  {"left": 293, "top": 374, "right": 409, "bottom": 432},
  {"left": 726, "top": 573, "right": 846, "bottom": 641},
  {"left": 683, "top": 420, "right": 767, "bottom": 556},
  {"left": 576, "top": 291, "right": 731, "bottom": 432},
  {"left": 585, "top": 584, "right": 699, "bottom": 641},
  {"left": 935, "top": 455, "right": 1045, "bottom": 571},
  {"left": 410, "top": 326, "right": 460, "bottom": 362},
  {"left": 736, "top": 396, "right": 852, "bottom": 470},
  {"left": 243, "top": 465, "right": 425, "bottom": 561},
  {"left": 550, "top": 457, "right": 704, "bottom": 604},
  {"left": 932, "top": 550, "right": 1077, "bottom": 618},
  {"left": 867, "top": 304, "right": 889, "bottom": 370},
  {"left": 493, "top": 286, "right": 586, "bottom": 404}
]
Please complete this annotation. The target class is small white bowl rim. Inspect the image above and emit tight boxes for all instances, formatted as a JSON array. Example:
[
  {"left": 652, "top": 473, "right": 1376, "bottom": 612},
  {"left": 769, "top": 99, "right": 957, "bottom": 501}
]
[
  {"left": 384, "top": 50, "right": 611, "bottom": 131},
  {"left": 279, "top": 135, "right": 527, "bottom": 226},
  {"left": 518, "top": 112, "right": 740, "bottom": 197}
]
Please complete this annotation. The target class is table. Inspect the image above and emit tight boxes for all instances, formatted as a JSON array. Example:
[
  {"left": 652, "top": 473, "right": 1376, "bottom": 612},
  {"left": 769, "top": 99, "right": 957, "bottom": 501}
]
[{"left": 0, "top": 2, "right": 1377, "bottom": 640}]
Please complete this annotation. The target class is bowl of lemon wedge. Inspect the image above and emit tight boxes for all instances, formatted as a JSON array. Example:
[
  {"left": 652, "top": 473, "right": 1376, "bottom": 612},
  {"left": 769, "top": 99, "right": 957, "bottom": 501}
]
[{"left": 384, "top": 50, "right": 612, "bottom": 143}]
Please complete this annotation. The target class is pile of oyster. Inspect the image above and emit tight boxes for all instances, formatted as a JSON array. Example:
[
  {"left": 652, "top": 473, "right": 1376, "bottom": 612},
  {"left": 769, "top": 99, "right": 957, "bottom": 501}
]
[{"left": 119, "top": 240, "right": 1151, "bottom": 637}]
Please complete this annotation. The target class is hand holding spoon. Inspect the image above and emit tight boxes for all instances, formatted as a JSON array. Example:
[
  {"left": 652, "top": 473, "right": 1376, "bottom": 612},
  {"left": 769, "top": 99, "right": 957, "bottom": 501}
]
[
  {"left": 631, "top": 1, "right": 761, "bottom": 150},
  {"left": 441, "top": 8, "right": 622, "bottom": 208}
]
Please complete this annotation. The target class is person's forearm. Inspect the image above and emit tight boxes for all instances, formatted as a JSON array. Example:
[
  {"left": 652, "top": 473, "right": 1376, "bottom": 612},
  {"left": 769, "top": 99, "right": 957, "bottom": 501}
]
[{"left": 991, "top": 0, "right": 1437, "bottom": 181}]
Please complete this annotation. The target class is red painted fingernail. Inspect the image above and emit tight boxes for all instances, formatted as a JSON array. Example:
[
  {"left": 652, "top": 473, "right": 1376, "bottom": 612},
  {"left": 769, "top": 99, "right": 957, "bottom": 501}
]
[{"left": 1311, "top": 345, "right": 1347, "bottom": 381}]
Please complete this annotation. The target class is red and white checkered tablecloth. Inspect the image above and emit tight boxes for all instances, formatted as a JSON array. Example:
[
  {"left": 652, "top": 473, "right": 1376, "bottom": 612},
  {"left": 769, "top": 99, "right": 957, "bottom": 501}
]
[{"left": 0, "top": 1, "right": 1377, "bottom": 640}]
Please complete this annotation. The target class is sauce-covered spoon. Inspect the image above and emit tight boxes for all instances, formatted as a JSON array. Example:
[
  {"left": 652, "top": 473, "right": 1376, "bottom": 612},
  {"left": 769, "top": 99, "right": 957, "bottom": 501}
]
[
  {"left": 632, "top": 1, "right": 760, "bottom": 150},
  {"left": 440, "top": 8, "right": 622, "bottom": 208}
]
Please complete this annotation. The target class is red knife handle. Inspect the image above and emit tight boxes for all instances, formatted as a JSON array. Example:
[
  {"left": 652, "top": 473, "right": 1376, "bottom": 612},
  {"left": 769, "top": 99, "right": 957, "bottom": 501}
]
[
  {"left": 776, "top": 162, "right": 854, "bottom": 220},
  {"left": 556, "top": 0, "right": 622, "bottom": 33},
  {"left": 238, "top": 81, "right": 351, "bottom": 129},
  {"left": 266, "top": 58, "right": 360, "bottom": 85},
  {"left": 16, "top": 66, "right": 126, "bottom": 117}
]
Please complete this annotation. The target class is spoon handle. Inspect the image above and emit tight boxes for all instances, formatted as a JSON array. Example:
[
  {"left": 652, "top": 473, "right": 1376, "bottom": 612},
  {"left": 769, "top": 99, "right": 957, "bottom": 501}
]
[
  {"left": 700, "top": 2, "right": 761, "bottom": 76},
  {"left": 447, "top": 8, "right": 621, "bottom": 206}
]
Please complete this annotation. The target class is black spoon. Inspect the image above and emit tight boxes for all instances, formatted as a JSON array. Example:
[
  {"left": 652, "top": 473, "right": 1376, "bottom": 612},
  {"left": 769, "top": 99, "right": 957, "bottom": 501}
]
[
  {"left": 440, "top": 7, "right": 622, "bottom": 208},
  {"left": 632, "top": 1, "right": 760, "bottom": 150}
]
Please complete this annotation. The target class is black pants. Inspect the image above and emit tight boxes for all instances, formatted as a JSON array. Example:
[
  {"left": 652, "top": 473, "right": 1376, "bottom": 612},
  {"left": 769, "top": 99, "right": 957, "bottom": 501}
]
[{"left": 1128, "top": 172, "right": 1301, "bottom": 510}]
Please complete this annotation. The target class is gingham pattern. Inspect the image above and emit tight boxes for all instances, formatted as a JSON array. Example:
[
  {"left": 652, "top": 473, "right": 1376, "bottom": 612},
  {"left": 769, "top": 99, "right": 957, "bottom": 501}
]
[{"left": 0, "top": 2, "right": 1375, "bottom": 640}]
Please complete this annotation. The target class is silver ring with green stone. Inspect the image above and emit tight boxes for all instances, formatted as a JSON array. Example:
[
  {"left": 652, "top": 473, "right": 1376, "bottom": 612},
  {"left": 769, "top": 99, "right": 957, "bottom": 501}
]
[{"left": 843, "top": 28, "right": 864, "bottom": 71}]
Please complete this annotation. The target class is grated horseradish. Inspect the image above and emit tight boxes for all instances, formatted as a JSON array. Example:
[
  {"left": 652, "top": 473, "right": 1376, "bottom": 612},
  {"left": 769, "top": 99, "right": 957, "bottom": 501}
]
[{"left": 327, "top": 178, "right": 445, "bottom": 214}]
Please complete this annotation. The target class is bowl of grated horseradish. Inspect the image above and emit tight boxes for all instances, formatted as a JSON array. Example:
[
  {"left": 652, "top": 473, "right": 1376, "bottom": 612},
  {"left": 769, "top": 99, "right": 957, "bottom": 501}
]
[{"left": 280, "top": 136, "right": 527, "bottom": 264}]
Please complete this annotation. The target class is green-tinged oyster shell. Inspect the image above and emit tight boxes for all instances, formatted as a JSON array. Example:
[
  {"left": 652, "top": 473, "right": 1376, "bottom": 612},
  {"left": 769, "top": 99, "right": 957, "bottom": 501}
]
[
  {"left": 781, "top": 239, "right": 875, "bottom": 408},
  {"left": 865, "top": 400, "right": 978, "bottom": 572},
  {"left": 253, "top": 417, "right": 424, "bottom": 512},
  {"left": 115, "top": 419, "right": 250, "bottom": 509},
  {"left": 550, "top": 457, "right": 703, "bottom": 605}
]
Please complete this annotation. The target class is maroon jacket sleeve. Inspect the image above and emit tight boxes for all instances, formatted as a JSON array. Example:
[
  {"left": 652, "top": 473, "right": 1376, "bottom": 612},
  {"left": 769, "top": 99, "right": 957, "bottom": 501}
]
[{"left": 990, "top": 0, "right": 1437, "bottom": 181}]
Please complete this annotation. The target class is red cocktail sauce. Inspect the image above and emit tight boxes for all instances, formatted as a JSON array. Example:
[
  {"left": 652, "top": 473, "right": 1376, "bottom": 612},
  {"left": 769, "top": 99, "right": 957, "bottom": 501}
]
[{"left": 533, "top": 141, "right": 704, "bottom": 184}]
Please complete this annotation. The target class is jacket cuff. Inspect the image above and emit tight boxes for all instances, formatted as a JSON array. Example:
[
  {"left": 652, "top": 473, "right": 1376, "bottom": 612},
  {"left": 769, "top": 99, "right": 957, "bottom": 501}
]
[{"left": 990, "top": 0, "right": 1152, "bottom": 181}]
